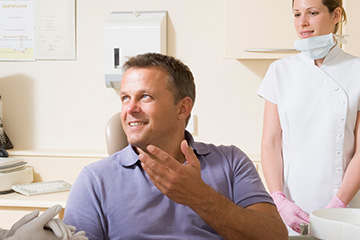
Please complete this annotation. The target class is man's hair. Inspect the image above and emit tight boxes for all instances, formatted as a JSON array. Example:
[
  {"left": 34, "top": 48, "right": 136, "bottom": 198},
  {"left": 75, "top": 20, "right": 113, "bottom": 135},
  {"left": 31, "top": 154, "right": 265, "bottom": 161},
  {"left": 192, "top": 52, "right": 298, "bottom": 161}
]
[{"left": 122, "top": 53, "right": 196, "bottom": 106}]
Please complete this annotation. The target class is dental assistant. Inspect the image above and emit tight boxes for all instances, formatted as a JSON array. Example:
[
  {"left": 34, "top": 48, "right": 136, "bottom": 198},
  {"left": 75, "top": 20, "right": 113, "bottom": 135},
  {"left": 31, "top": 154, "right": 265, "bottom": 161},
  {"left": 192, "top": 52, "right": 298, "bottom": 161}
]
[{"left": 257, "top": 0, "right": 360, "bottom": 235}]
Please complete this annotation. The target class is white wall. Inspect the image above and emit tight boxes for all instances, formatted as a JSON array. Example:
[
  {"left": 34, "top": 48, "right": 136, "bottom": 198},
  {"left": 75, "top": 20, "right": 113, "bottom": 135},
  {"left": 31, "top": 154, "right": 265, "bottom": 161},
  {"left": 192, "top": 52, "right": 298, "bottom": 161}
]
[{"left": 0, "top": 0, "right": 274, "bottom": 156}]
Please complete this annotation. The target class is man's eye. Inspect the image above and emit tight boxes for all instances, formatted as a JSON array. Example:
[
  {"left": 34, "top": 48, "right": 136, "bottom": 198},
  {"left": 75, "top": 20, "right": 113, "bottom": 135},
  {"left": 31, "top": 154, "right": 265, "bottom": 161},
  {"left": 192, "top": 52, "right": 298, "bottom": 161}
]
[{"left": 121, "top": 96, "right": 129, "bottom": 102}]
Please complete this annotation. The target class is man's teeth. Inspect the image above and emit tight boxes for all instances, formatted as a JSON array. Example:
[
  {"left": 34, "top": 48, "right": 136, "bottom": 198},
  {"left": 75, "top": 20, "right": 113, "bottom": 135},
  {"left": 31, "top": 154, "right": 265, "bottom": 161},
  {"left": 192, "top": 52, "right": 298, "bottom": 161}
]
[{"left": 129, "top": 122, "right": 145, "bottom": 126}]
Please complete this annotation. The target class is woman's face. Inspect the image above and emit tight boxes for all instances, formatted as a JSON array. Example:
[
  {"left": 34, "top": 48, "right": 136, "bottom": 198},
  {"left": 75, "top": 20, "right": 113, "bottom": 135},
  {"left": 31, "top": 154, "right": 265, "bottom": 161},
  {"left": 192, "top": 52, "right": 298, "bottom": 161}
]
[{"left": 293, "top": 0, "right": 340, "bottom": 39}]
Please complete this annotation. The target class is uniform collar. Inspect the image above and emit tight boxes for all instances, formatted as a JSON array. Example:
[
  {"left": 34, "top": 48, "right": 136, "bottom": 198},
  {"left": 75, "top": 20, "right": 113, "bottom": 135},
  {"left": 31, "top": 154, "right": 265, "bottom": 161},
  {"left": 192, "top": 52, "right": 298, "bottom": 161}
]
[
  {"left": 117, "top": 130, "right": 210, "bottom": 167},
  {"left": 323, "top": 43, "right": 342, "bottom": 65}
]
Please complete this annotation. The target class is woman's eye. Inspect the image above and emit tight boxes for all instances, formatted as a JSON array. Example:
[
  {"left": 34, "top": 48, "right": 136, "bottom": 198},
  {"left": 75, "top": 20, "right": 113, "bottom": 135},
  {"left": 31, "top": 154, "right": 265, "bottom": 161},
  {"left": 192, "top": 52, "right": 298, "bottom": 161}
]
[
  {"left": 294, "top": 13, "right": 300, "bottom": 18},
  {"left": 310, "top": 11, "right": 318, "bottom": 16}
]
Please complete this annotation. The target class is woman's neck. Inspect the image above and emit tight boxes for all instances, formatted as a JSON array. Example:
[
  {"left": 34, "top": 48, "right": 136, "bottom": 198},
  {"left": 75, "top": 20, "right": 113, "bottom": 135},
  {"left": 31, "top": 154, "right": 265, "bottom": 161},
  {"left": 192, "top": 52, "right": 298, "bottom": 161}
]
[
  {"left": 314, "top": 39, "right": 337, "bottom": 67},
  {"left": 314, "top": 58, "right": 324, "bottom": 67}
]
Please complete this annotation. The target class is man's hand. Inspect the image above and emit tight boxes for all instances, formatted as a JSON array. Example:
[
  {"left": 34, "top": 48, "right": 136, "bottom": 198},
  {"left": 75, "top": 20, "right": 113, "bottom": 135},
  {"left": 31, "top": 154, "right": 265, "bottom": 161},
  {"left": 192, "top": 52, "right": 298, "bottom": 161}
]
[
  {"left": 138, "top": 140, "right": 211, "bottom": 207},
  {"left": 139, "top": 140, "right": 289, "bottom": 240}
]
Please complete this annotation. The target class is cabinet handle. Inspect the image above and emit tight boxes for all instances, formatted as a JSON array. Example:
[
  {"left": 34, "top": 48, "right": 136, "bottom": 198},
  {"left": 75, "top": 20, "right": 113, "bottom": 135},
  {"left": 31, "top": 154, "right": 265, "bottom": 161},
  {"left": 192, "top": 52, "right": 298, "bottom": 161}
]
[{"left": 244, "top": 48, "right": 299, "bottom": 53}]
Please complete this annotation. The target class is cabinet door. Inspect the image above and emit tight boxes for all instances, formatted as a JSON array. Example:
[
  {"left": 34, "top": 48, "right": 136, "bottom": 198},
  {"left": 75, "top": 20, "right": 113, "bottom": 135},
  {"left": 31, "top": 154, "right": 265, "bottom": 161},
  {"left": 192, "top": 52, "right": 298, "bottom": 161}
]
[
  {"left": 223, "top": 0, "right": 299, "bottom": 59},
  {"left": 342, "top": 0, "right": 360, "bottom": 57}
]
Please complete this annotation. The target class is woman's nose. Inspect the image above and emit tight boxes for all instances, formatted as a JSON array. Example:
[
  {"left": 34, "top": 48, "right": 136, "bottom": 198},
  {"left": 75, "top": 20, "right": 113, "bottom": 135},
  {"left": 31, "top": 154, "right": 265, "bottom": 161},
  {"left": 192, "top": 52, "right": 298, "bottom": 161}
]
[{"left": 299, "top": 15, "right": 309, "bottom": 27}]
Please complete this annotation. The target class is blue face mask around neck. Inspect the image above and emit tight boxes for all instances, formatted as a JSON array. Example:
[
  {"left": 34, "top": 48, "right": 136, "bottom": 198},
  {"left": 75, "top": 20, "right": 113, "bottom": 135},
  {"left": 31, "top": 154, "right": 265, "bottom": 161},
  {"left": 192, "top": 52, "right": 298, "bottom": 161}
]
[{"left": 294, "top": 33, "right": 335, "bottom": 60}]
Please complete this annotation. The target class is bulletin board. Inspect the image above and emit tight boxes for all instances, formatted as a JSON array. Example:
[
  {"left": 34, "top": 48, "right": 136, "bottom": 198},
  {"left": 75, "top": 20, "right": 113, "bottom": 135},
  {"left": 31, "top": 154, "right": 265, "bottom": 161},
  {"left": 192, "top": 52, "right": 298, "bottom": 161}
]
[{"left": 0, "top": 0, "right": 76, "bottom": 61}]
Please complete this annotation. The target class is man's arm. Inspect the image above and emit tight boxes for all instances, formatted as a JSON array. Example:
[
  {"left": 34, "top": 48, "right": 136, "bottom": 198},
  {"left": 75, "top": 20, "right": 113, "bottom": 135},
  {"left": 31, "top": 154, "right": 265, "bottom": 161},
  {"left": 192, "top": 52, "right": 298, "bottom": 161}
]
[
  {"left": 63, "top": 168, "right": 106, "bottom": 240},
  {"left": 139, "top": 140, "right": 288, "bottom": 240}
]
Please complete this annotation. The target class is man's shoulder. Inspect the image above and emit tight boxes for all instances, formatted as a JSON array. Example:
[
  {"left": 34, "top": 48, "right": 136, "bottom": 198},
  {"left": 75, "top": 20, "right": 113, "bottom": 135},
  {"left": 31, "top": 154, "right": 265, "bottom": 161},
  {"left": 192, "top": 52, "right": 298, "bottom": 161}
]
[{"left": 82, "top": 151, "right": 122, "bottom": 175}]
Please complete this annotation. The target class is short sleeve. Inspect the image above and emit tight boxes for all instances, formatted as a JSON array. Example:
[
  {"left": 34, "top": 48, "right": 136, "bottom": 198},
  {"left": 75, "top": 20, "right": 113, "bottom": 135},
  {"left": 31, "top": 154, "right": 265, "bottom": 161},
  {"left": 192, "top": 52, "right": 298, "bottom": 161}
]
[
  {"left": 231, "top": 146, "right": 274, "bottom": 208},
  {"left": 257, "top": 62, "right": 278, "bottom": 105},
  {"left": 63, "top": 167, "right": 107, "bottom": 240}
]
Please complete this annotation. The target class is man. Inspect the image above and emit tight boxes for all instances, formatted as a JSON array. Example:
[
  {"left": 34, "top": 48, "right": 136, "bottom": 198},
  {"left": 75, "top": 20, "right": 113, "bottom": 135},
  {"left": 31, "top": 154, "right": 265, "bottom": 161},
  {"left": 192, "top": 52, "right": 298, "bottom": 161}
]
[
  {"left": 1, "top": 205, "right": 87, "bottom": 240},
  {"left": 64, "top": 53, "right": 287, "bottom": 239}
]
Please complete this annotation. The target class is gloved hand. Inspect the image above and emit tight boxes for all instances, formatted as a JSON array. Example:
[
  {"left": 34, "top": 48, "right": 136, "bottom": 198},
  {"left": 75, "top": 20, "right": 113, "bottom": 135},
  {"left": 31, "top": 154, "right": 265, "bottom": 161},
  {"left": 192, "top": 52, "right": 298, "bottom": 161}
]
[
  {"left": 325, "top": 196, "right": 347, "bottom": 209},
  {"left": 271, "top": 191, "right": 309, "bottom": 233},
  {"left": 4, "top": 204, "right": 88, "bottom": 240},
  {"left": 45, "top": 218, "right": 74, "bottom": 239},
  {"left": 47, "top": 220, "right": 88, "bottom": 240},
  {"left": 70, "top": 231, "right": 88, "bottom": 240},
  {"left": 44, "top": 210, "right": 88, "bottom": 239},
  {"left": 0, "top": 228, "right": 12, "bottom": 239},
  {"left": 0, "top": 206, "right": 40, "bottom": 239}
]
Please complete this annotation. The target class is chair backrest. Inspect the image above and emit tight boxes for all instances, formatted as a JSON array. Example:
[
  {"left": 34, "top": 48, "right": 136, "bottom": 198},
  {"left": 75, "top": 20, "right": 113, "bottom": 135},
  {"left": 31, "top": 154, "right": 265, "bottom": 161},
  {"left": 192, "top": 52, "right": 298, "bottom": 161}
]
[{"left": 105, "top": 112, "right": 128, "bottom": 155}]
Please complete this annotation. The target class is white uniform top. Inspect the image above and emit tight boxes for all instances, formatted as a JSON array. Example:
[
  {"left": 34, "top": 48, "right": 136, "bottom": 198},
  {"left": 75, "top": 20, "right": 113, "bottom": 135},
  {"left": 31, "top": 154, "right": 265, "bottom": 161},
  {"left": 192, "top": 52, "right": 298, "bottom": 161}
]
[{"left": 258, "top": 44, "right": 360, "bottom": 214}]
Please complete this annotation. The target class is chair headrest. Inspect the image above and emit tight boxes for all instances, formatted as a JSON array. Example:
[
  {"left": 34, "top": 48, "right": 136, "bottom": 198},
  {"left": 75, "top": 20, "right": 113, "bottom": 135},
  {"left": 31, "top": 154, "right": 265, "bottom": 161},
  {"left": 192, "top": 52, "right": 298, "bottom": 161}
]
[{"left": 105, "top": 112, "right": 128, "bottom": 155}]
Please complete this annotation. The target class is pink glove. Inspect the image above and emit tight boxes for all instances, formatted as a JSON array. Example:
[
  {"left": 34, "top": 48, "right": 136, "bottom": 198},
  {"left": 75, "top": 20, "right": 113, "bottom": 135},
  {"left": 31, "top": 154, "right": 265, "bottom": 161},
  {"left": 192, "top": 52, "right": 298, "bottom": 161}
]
[
  {"left": 271, "top": 191, "right": 309, "bottom": 233},
  {"left": 325, "top": 196, "right": 347, "bottom": 209}
]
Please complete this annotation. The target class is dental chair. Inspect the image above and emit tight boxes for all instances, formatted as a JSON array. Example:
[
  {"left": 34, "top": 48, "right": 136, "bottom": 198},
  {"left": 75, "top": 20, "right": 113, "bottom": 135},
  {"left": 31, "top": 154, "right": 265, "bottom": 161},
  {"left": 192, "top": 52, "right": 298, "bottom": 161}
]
[{"left": 105, "top": 112, "right": 128, "bottom": 155}]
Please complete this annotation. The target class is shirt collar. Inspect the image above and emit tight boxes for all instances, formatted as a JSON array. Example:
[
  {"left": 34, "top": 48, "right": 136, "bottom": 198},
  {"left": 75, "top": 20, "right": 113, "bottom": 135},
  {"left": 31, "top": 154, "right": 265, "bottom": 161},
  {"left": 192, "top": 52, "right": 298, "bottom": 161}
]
[
  {"left": 117, "top": 145, "right": 139, "bottom": 167},
  {"left": 117, "top": 130, "right": 211, "bottom": 167},
  {"left": 185, "top": 130, "right": 211, "bottom": 156}
]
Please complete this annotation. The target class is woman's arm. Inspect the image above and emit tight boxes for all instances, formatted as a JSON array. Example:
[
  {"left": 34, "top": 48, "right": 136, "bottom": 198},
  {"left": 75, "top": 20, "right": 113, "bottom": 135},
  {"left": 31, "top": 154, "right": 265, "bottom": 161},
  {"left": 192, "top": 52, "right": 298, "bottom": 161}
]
[
  {"left": 336, "top": 111, "right": 360, "bottom": 205},
  {"left": 261, "top": 100, "right": 309, "bottom": 233},
  {"left": 261, "top": 100, "right": 283, "bottom": 193}
]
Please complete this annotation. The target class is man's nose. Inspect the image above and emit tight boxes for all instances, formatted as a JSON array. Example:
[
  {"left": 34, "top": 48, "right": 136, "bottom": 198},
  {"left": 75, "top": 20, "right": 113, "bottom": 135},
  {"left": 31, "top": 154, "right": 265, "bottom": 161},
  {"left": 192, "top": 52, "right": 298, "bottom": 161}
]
[{"left": 124, "top": 100, "right": 141, "bottom": 113}]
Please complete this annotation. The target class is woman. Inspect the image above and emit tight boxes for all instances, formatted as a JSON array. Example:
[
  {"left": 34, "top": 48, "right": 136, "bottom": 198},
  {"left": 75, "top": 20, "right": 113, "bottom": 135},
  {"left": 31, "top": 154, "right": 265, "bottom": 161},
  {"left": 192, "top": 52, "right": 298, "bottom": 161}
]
[{"left": 257, "top": 0, "right": 360, "bottom": 235}]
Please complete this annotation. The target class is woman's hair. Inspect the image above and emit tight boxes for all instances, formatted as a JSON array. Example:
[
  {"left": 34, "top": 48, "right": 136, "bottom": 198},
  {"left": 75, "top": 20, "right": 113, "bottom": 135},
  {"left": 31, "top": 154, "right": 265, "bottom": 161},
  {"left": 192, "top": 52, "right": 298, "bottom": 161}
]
[{"left": 293, "top": 0, "right": 347, "bottom": 33}]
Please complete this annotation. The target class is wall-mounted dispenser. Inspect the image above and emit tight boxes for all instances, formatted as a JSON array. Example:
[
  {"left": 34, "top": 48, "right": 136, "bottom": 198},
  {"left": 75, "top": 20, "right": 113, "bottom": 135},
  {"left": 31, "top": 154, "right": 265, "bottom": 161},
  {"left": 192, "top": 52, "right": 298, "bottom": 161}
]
[
  {"left": 104, "top": 11, "right": 167, "bottom": 88},
  {"left": 0, "top": 96, "right": 13, "bottom": 149}
]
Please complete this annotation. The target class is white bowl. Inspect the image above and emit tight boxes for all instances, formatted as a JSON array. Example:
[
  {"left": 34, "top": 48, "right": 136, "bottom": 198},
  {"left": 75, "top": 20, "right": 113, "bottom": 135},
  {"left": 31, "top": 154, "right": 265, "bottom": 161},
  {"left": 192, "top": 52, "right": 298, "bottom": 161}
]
[{"left": 310, "top": 208, "right": 360, "bottom": 240}]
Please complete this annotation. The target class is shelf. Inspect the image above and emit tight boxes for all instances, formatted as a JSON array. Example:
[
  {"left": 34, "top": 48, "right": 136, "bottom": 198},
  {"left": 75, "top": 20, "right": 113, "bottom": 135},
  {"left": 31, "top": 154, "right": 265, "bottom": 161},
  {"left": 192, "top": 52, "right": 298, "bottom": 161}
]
[
  {"left": 7, "top": 148, "right": 108, "bottom": 159},
  {"left": 223, "top": 0, "right": 297, "bottom": 59},
  {"left": 0, "top": 191, "right": 69, "bottom": 208}
]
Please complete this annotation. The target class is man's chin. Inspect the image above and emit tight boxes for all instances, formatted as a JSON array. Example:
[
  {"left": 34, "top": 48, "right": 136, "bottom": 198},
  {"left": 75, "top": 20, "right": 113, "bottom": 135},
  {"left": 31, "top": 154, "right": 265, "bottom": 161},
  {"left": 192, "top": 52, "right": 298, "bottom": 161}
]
[{"left": 128, "top": 140, "right": 148, "bottom": 152}]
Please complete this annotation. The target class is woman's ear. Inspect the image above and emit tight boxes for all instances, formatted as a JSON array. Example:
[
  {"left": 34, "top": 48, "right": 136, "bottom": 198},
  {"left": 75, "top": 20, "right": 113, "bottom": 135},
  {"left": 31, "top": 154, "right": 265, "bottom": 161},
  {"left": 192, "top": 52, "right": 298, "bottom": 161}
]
[
  {"left": 177, "top": 97, "right": 193, "bottom": 121},
  {"left": 332, "top": 7, "right": 342, "bottom": 25}
]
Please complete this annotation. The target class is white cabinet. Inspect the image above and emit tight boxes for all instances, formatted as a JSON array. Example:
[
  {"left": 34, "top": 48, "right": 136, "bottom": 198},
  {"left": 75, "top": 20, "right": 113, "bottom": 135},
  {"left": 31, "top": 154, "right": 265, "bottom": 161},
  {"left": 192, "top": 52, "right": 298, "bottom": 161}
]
[
  {"left": 0, "top": 192, "right": 67, "bottom": 229},
  {"left": 223, "top": 0, "right": 299, "bottom": 59},
  {"left": 342, "top": 0, "right": 360, "bottom": 56}
]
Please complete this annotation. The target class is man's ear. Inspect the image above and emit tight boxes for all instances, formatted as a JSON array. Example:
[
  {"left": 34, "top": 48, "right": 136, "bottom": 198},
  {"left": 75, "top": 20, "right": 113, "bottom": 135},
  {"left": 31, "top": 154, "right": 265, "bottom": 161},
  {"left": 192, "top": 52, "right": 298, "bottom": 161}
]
[{"left": 177, "top": 97, "right": 193, "bottom": 120}]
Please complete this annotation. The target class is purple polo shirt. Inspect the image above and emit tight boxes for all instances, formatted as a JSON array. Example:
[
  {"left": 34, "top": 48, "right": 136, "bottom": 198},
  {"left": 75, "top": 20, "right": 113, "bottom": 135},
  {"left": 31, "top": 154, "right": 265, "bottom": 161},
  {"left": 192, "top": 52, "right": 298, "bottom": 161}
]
[{"left": 64, "top": 132, "right": 273, "bottom": 240}]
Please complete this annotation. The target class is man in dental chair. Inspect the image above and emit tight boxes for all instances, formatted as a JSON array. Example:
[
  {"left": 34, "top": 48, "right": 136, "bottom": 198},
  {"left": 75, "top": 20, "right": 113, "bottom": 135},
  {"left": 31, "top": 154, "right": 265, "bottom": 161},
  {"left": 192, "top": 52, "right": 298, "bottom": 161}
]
[{"left": 64, "top": 53, "right": 287, "bottom": 240}]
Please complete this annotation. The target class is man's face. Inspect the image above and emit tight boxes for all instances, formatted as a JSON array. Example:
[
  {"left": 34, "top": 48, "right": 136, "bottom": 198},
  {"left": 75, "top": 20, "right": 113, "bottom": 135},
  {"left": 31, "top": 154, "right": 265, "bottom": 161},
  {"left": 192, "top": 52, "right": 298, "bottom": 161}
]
[{"left": 120, "top": 67, "right": 180, "bottom": 150}]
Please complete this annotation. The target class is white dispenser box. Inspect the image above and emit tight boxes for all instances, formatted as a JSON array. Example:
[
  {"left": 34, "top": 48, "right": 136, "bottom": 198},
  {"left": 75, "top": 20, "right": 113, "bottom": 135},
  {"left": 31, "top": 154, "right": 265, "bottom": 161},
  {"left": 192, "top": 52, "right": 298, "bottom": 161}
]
[
  {"left": 0, "top": 157, "right": 34, "bottom": 193},
  {"left": 104, "top": 11, "right": 167, "bottom": 88}
]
